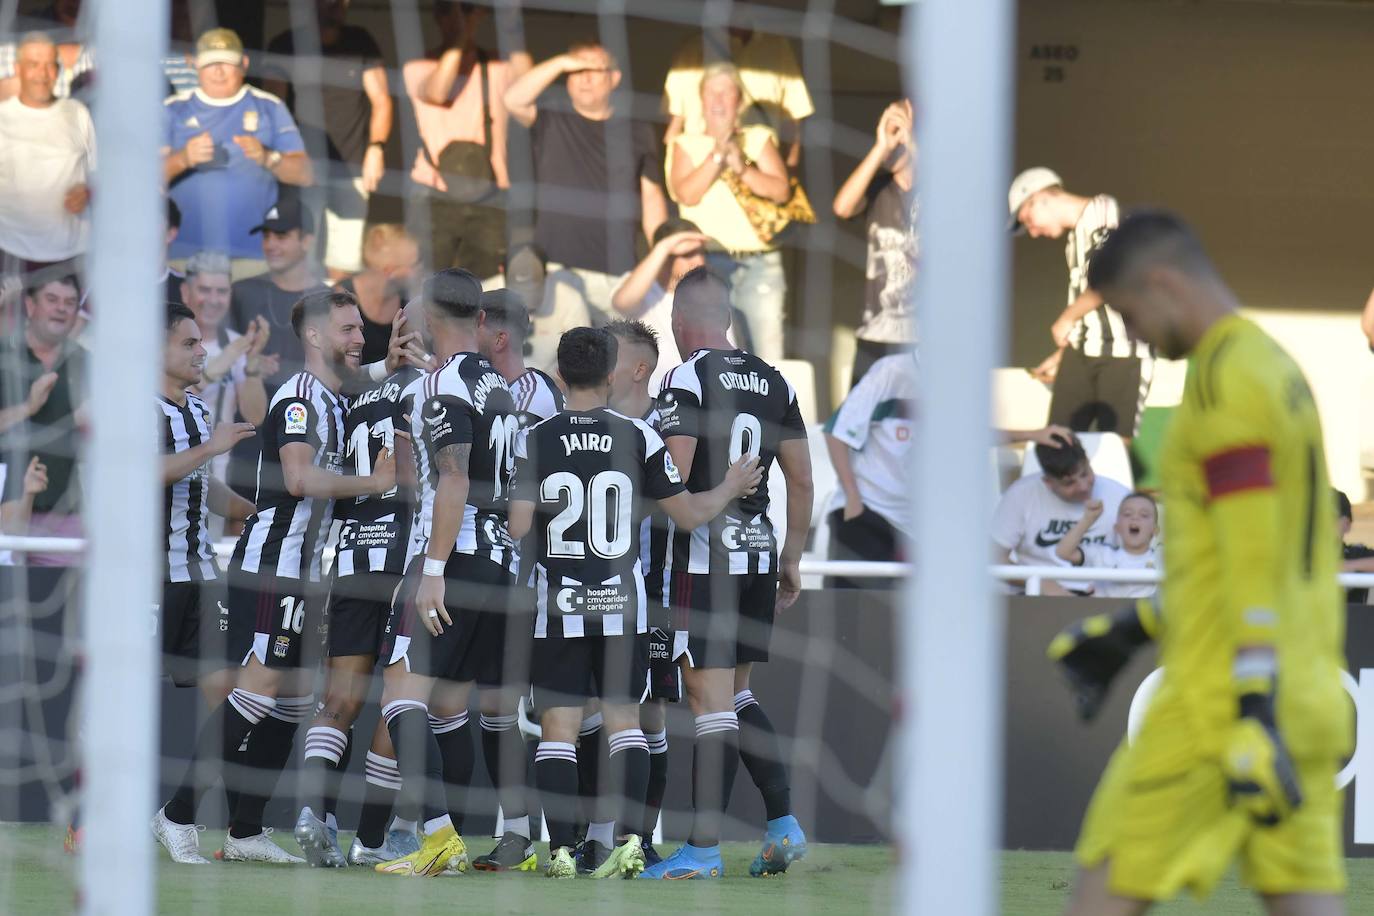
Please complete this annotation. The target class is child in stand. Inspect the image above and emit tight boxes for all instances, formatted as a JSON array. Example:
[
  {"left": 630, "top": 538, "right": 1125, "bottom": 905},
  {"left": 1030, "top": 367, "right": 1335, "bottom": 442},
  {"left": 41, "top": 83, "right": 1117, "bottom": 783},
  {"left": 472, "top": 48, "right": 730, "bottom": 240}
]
[{"left": 1055, "top": 491, "right": 1159, "bottom": 598}]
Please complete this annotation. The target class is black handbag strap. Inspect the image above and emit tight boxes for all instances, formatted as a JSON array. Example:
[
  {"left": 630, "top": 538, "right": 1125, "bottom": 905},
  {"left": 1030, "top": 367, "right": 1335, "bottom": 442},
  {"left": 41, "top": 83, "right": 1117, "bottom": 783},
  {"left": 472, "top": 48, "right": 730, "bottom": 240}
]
[{"left": 421, "top": 48, "right": 491, "bottom": 169}]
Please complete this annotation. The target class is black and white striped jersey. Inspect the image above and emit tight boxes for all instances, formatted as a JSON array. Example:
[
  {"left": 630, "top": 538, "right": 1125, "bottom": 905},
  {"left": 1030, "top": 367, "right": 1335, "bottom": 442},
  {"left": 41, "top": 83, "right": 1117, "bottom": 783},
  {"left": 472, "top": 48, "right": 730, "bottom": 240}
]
[
  {"left": 512, "top": 407, "right": 685, "bottom": 639},
  {"left": 638, "top": 404, "right": 672, "bottom": 626},
  {"left": 334, "top": 367, "right": 422, "bottom": 578},
  {"left": 510, "top": 367, "right": 564, "bottom": 429},
  {"left": 229, "top": 372, "right": 345, "bottom": 582},
  {"left": 159, "top": 392, "right": 217, "bottom": 583},
  {"left": 1065, "top": 194, "right": 1149, "bottom": 360},
  {"left": 410, "top": 353, "right": 518, "bottom": 571},
  {"left": 656, "top": 348, "right": 807, "bottom": 576}
]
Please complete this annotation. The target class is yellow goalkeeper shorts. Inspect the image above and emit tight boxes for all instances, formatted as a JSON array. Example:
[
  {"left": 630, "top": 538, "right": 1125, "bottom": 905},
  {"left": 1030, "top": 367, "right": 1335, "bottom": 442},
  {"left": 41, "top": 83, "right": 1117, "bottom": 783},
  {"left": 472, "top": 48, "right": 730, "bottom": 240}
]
[{"left": 1075, "top": 735, "right": 1345, "bottom": 901}]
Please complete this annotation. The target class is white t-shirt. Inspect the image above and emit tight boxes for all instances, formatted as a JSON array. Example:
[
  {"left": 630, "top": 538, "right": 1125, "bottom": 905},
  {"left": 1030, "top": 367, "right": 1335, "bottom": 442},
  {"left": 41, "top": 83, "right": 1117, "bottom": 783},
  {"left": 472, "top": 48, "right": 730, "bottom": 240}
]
[
  {"left": 0, "top": 96, "right": 96, "bottom": 261},
  {"left": 198, "top": 329, "right": 248, "bottom": 482},
  {"left": 991, "top": 472, "right": 1130, "bottom": 587},
  {"left": 1078, "top": 542, "right": 1160, "bottom": 599},
  {"left": 823, "top": 352, "right": 915, "bottom": 533}
]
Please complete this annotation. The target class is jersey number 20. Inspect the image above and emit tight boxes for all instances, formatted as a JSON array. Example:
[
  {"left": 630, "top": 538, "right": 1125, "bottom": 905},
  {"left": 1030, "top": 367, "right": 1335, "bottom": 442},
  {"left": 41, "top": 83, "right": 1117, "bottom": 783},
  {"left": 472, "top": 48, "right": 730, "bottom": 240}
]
[{"left": 542, "top": 470, "right": 632, "bottom": 559}]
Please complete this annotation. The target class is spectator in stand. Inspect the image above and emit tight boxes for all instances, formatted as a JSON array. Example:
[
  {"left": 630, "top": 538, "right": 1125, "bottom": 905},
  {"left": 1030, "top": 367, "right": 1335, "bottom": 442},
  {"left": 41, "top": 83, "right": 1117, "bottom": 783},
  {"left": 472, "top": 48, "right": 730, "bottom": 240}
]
[
  {"left": 0, "top": 32, "right": 95, "bottom": 284},
  {"left": 163, "top": 199, "right": 186, "bottom": 307},
  {"left": 262, "top": 0, "right": 393, "bottom": 278},
  {"left": 611, "top": 217, "right": 742, "bottom": 392},
  {"left": 1054, "top": 491, "right": 1159, "bottom": 598},
  {"left": 991, "top": 434, "right": 1129, "bottom": 595},
  {"left": 1009, "top": 168, "right": 1151, "bottom": 439},
  {"left": 485, "top": 242, "right": 587, "bottom": 374},
  {"left": 833, "top": 100, "right": 916, "bottom": 384},
  {"left": 228, "top": 199, "right": 329, "bottom": 386},
  {"left": 183, "top": 252, "right": 272, "bottom": 425},
  {"left": 1, "top": 455, "right": 50, "bottom": 542},
  {"left": 1337, "top": 489, "right": 1374, "bottom": 604},
  {"left": 822, "top": 351, "right": 915, "bottom": 589},
  {"left": 163, "top": 28, "right": 312, "bottom": 271},
  {"left": 404, "top": 1, "right": 523, "bottom": 280},
  {"left": 505, "top": 41, "right": 669, "bottom": 320},
  {"left": 0, "top": 274, "right": 86, "bottom": 566},
  {"left": 335, "top": 224, "right": 420, "bottom": 365},
  {"left": 667, "top": 62, "right": 791, "bottom": 362},
  {"left": 0, "top": 0, "right": 94, "bottom": 103},
  {"left": 662, "top": 22, "right": 813, "bottom": 168},
  {"left": 162, "top": 0, "right": 200, "bottom": 96}
]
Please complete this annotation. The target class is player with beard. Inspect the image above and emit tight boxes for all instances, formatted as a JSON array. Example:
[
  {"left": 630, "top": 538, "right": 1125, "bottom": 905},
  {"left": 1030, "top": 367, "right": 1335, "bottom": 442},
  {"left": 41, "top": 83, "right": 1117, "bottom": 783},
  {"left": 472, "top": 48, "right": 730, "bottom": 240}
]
[
  {"left": 461, "top": 288, "right": 565, "bottom": 871},
  {"left": 153, "top": 290, "right": 395, "bottom": 865},
  {"left": 604, "top": 319, "right": 676, "bottom": 866},
  {"left": 373, "top": 269, "right": 520, "bottom": 877},
  {"left": 294, "top": 298, "right": 432, "bottom": 867}
]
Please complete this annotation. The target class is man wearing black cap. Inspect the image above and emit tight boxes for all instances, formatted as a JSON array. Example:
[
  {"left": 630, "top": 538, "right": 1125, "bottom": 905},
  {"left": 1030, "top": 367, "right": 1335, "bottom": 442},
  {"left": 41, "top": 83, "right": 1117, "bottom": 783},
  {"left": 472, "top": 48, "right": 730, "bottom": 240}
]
[{"left": 230, "top": 197, "right": 329, "bottom": 387}]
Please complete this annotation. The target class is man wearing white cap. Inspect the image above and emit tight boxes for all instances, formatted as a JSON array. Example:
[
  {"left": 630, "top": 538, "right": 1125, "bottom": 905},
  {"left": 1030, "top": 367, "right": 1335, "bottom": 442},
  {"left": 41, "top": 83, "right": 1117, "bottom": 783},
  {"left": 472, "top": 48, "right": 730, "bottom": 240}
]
[
  {"left": 163, "top": 28, "right": 313, "bottom": 270},
  {"left": 1008, "top": 168, "right": 1150, "bottom": 439}
]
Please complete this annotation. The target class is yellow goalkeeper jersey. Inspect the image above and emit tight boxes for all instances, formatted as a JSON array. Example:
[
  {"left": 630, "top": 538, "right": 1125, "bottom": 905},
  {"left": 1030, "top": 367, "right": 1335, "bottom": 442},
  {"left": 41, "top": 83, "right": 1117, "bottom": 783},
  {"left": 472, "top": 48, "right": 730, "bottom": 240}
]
[{"left": 1150, "top": 313, "right": 1350, "bottom": 761}]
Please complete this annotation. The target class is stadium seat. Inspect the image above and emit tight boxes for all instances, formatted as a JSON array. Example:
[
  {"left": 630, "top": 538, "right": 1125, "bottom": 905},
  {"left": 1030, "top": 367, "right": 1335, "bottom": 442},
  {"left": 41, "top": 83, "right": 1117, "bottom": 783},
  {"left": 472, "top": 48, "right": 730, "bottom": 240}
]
[
  {"left": 991, "top": 367, "right": 1052, "bottom": 433},
  {"left": 778, "top": 358, "right": 819, "bottom": 428},
  {"left": 1019, "top": 431, "right": 1135, "bottom": 490},
  {"left": 766, "top": 428, "right": 838, "bottom": 590}
]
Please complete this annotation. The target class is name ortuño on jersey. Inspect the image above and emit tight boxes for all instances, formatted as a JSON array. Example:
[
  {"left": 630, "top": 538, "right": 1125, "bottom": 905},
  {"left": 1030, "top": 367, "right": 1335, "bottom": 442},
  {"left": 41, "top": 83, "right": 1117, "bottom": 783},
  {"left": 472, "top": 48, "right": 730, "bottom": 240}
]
[
  {"left": 409, "top": 353, "right": 518, "bottom": 570},
  {"left": 657, "top": 348, "right": 807, "bottom": 576},
  {"left": 512, "top": 407, "right": 685, "bottom": 639},
  {"left": 159, "top": 392, "right": 216, "bottom": 583},
  {"left": 334, "top": 367, "right": 422, "bottom": 577},
  {"left": 230, "top": 372, "right": 344, "bottom": 582}
]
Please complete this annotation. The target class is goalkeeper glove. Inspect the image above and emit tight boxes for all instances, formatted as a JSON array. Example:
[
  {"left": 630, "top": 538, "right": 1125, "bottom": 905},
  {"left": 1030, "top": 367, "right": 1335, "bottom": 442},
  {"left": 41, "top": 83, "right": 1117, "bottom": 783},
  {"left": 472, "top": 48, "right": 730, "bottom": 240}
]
[
  {"left": 1046, "top": 599, "right": 1160, "bottom": 721},
  {"left": 1223, "top": 690, "right": 1302, "bottom": 826}
]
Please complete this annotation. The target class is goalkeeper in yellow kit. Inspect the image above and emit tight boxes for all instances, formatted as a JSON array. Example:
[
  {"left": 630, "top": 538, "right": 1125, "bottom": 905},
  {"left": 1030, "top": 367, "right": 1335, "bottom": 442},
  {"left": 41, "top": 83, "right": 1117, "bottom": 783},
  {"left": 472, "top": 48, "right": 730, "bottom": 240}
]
[{"left": 1048, "top": 211, "right": 1352, "bottom": 916}]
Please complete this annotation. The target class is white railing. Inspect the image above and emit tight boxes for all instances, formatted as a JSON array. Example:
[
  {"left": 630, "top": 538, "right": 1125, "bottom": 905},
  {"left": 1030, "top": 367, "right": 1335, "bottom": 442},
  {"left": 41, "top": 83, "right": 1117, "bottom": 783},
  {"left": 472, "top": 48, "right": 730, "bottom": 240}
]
[{"left": 5, "top": 535, "right": 1373, "bottom": 593}]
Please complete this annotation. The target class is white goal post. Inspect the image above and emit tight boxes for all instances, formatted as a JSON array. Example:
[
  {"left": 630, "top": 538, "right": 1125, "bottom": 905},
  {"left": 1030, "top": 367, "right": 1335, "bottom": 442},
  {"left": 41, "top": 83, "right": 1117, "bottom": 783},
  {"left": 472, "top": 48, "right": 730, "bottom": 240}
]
[{"left": 82, "top": 1, "right": 168, "bottom": 914}]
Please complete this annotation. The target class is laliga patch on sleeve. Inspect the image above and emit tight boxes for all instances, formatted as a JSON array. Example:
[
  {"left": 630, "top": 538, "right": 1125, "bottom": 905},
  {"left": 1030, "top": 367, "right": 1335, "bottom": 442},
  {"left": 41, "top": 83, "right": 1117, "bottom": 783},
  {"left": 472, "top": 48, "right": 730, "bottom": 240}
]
[
  {"left": 664, "top": 452, "right": 682, "bottom": 485},
  {"left": 283, "top": 402, "right": 309, "bottom": 435}
]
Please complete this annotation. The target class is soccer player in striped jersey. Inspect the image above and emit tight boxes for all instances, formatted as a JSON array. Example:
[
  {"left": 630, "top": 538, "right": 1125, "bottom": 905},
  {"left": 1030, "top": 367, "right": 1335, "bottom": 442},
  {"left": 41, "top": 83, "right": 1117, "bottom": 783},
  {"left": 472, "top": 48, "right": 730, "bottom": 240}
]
[
  {"left": 294, "top": 317, "right": 428, "bottom": 867},
  {"left": 158, "top": 302, "right": 257, "bottom": 695},
  {"left": 508, "top": 327, "right": 761, "bottom": 878},
  {"left": 140, "top": 304, "right": 257, "bottom": 862},
  {"left": 463, "top": 288, "right": 565, "bottom": 871},
  {"left": 154, "top": 290, "right": 395, "bottom": 865},
  {"left": 639, "top": 267, "right": 814, "bottom": 881},
  {"left": 606, "top": 319, "right": 675, "bottom": 866},
  {"left": 373, "top": 269, "right": 521, "bottom": 877}
]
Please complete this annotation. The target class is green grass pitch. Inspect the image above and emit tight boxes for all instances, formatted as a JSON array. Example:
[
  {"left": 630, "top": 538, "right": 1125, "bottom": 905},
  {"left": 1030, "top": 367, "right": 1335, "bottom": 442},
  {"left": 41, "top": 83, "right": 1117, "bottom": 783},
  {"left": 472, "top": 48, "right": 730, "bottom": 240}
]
[{"left": 4, "top": 826, "right": 1374, "bottom": 913}]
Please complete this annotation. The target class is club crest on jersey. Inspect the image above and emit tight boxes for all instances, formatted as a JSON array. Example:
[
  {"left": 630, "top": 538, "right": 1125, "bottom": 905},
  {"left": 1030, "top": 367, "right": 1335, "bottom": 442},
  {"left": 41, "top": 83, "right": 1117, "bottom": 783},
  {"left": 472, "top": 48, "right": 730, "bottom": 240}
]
[
  {"left": 243, "top": 109, "right": 259, "bottom": 132},
  {"left": 273, "top": 635, "right": 291, "bottom": 658},
  {"left": 283, "top": 402, "right": 308, "bottom": 435}
]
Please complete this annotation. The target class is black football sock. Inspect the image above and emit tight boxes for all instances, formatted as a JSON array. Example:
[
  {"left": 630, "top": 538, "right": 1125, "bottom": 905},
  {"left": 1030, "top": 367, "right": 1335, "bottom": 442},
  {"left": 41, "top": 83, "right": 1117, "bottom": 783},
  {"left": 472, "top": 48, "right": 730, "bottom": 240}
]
[
  {"left": 430, "top": 712, "right": 474, "bottom": 834},
  {"left": 229, "top": 695, "right": 311, "bottom": 839},
  {"left": 607, "top": 729, "right": 650, "bottom": 841},
  {"left": 355, "top": 750, "right": 401, "bottom": 849},
  {"left": 383, "top": 701, "right": 447, "bottom": 827},
  {"left": 687, "top": 712, "right": 739, "bottom": 849},
  {"left": 534, "top": 741, "right": 579, "bottom": 853},
  {"left": 643, "top": 729, "right": 669, "bottom": 838},
  {"left": 480, "top": 713, "right": 529, "bottom": 825},
  {"left": 301, "top": 724, "right": 348, "bottom": 819},
  {"left": 576, "top": 713, "right": 605, "bottom": 833},
  {"left": 164, "top": 689, "right": 273, "bottom": 826},
  {"left": 734, "top": 690, "right": 792, "bottom": 821},
  {"left": 323, "top": 726, "right": 353, "bottom": 822}
]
